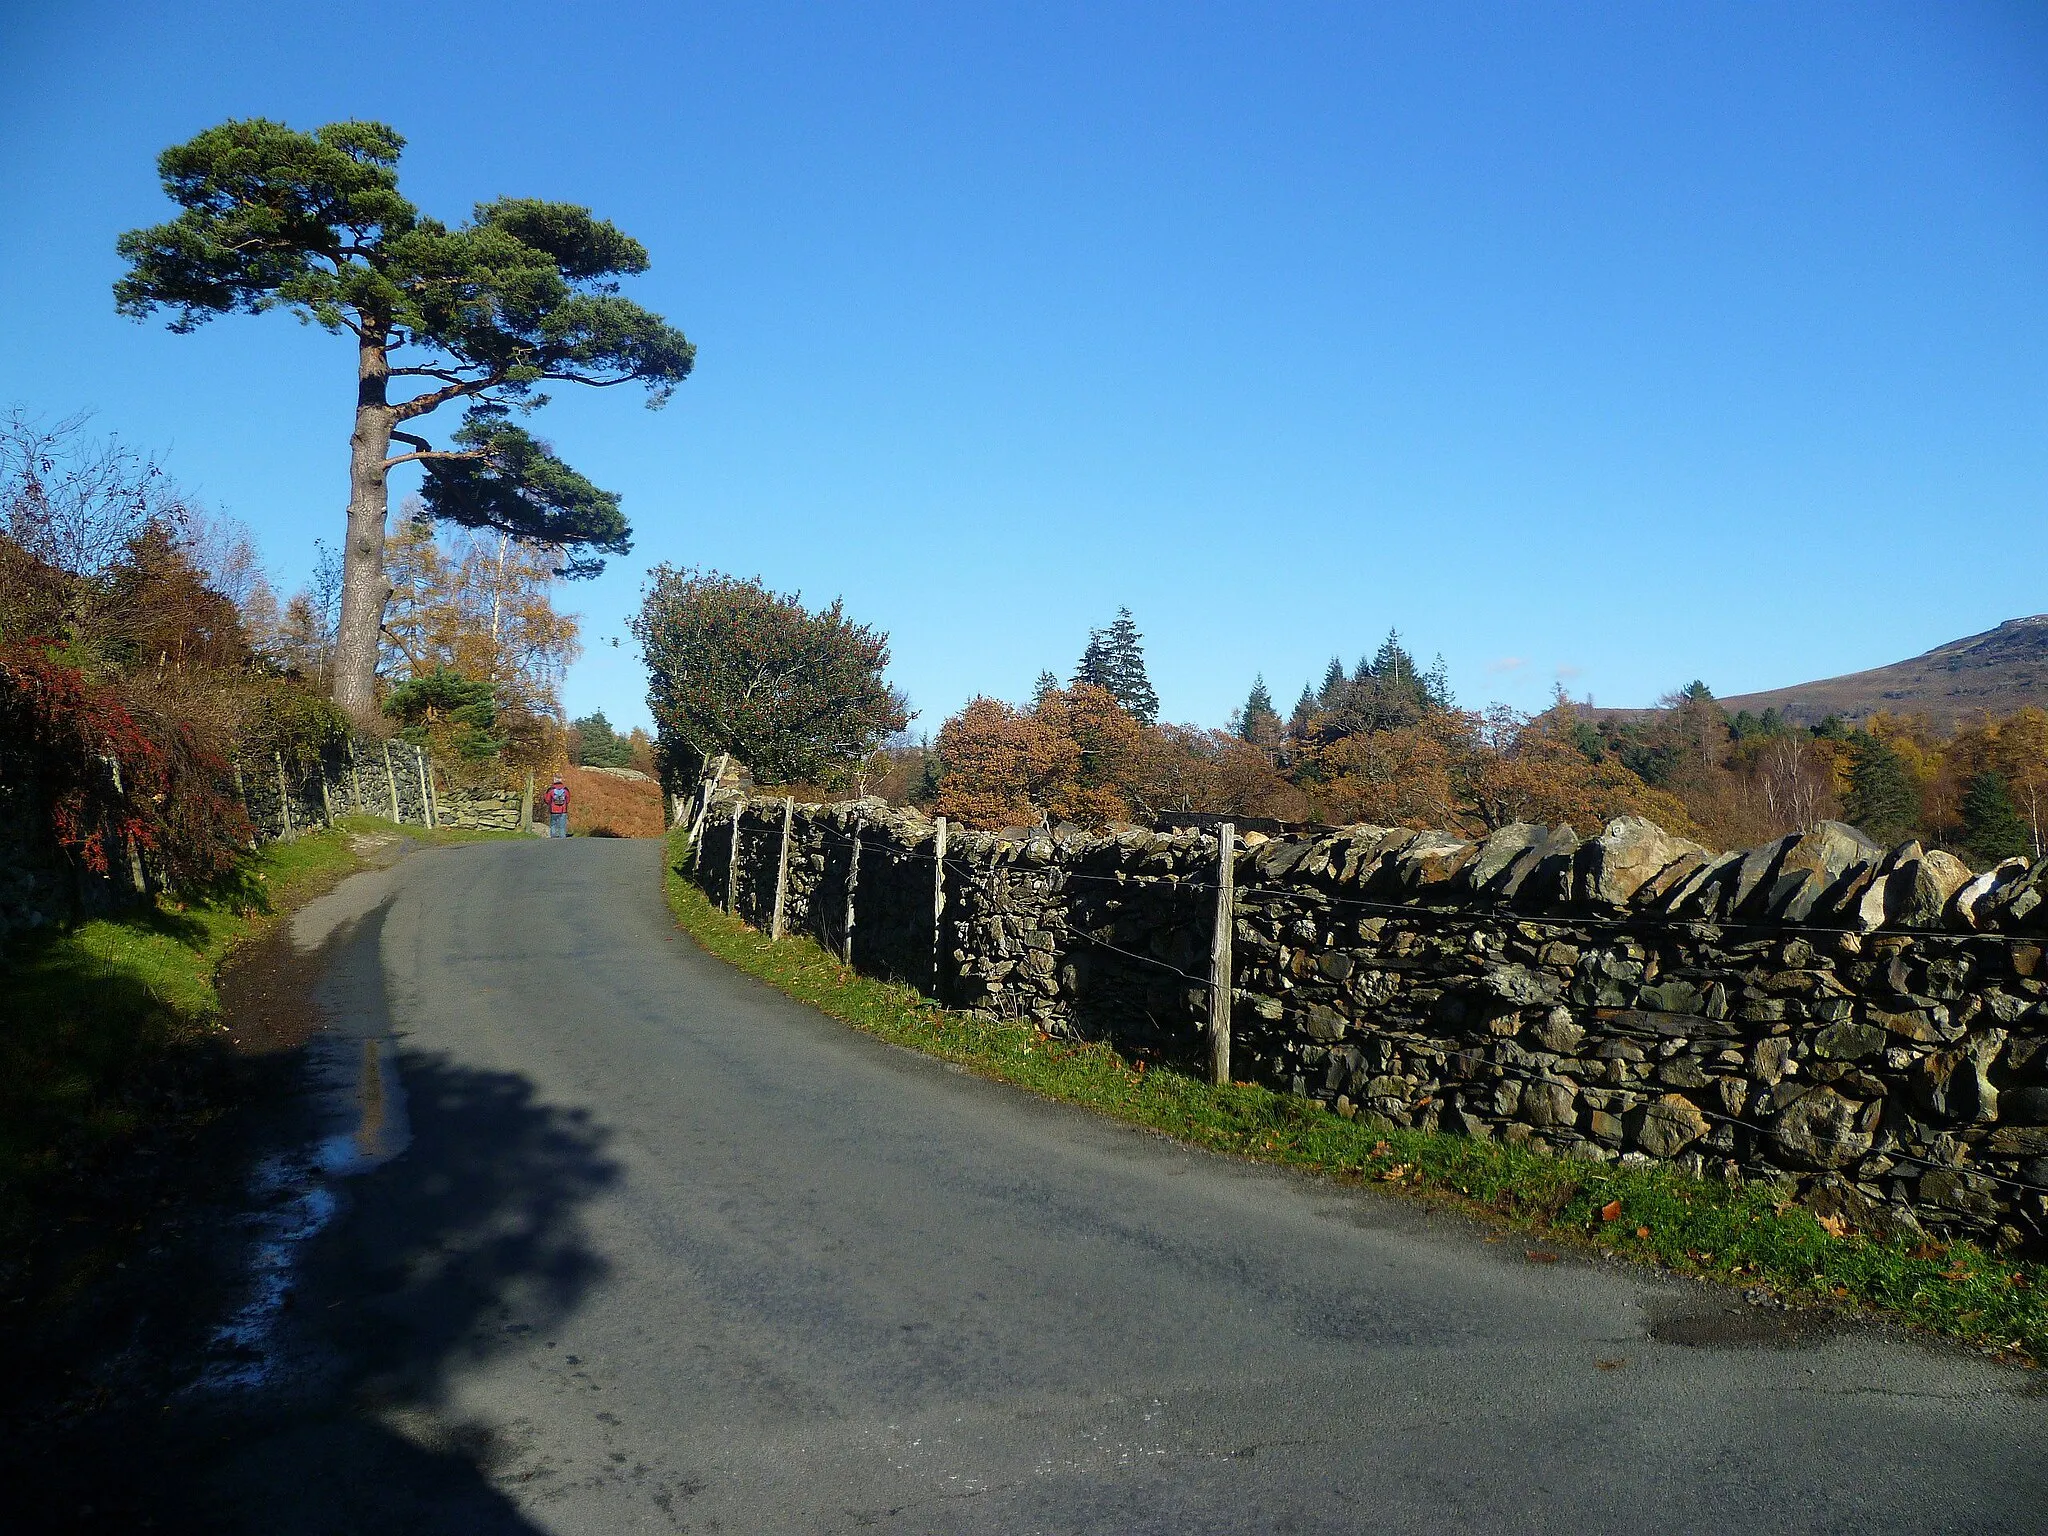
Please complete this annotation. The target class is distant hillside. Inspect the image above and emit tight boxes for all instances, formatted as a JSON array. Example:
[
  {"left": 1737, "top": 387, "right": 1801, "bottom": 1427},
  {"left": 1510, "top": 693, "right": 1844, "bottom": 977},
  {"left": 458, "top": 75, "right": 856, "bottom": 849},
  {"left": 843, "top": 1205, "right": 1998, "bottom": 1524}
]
[{"left": 1712, "top": 615, "right": 2048, "bottom": 730}]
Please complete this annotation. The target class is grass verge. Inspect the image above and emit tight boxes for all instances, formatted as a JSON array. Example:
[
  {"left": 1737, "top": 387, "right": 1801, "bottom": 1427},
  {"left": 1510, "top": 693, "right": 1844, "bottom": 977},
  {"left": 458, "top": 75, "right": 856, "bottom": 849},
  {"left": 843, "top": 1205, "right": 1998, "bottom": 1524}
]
[
  {"left": 0, "top": 815, "right": 512, "bottom": 1218},
  {"left": 1, "top": 830, "right": 356, "bottom": 1205},
  {"left": 663, "top": 829, "right": 2045, "bottom": 1365}
]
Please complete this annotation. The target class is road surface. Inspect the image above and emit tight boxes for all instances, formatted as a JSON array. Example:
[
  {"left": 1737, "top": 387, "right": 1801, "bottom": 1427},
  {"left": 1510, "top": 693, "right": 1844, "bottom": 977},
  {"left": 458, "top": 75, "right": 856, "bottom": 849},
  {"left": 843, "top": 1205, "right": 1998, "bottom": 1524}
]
[{"left": 165, "top": 839, "right": 2048, "bottom": 1530}]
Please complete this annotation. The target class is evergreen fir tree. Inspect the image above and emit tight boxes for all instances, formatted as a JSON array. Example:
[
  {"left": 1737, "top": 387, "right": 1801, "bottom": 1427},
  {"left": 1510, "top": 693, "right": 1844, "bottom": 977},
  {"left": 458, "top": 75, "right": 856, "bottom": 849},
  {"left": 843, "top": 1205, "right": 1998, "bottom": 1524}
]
[
  {"left": 1074, "top": 607, "right": 1158, "bottom": 722},
  {"left": 1318, "top": 655, "right": 1347, "bottom": 707},
  {"left": 1102, "top": 607, "right": 1159, "bottom": 723},
  {"left": 1424, "top": 653, "right": 1454, "bottom": 710},
  {"left": 1237, "top": 674, "right": 1283, "bottom": 748},
  {"left": 1843, "top": 734, "right": 1922, "bottom": 846},
  {"left": 1072, "top": 630, "right": 1112, "bottom": 692},
  {"left": 1031, "top": 670, "right": 1059, "bottom": 710},
  {"left": 1290, "top": 682, "right": 1318, "bottom": 737},
  {"left": 1959, "top": 769, "right": 2030, "bottom": 864}
]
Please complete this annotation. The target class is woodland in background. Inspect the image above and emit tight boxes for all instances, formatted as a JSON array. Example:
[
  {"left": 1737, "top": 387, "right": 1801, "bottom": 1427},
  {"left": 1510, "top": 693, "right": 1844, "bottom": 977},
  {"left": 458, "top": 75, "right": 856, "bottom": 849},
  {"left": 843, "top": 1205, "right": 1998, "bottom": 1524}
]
[
  {"left": 892, "top": 621, "right": 2047, "bottom": 868},
  {"left": 1, "top": 411, "right": 587, "bottom": 897}
]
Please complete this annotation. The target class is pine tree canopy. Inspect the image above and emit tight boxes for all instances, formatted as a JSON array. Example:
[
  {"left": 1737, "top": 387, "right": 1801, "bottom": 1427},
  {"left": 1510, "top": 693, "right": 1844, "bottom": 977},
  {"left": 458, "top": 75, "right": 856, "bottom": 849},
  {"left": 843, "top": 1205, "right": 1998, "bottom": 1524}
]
[
  {"left": 113, "top": 117, "right": 694, "bottom": 726},
  {"left": 1960, "top": 769, "right": 2030, "bottom": 864},
  {"left": 1238, "top": 673, "right": 1283, "bottom": 746},
  {"left": 1843, "top": 734, "right": 1922, "bottom": 846},
  {"left": 1072, "top": 608, "right": 1157, "bottom": 722}
]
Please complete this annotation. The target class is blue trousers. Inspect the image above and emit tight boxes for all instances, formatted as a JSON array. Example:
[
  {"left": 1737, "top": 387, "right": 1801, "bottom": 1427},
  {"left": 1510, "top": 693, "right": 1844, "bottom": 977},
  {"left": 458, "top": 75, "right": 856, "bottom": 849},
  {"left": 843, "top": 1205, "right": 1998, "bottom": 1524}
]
[{"left": 549, "top": 812, "right": 568, "bottom": 838}]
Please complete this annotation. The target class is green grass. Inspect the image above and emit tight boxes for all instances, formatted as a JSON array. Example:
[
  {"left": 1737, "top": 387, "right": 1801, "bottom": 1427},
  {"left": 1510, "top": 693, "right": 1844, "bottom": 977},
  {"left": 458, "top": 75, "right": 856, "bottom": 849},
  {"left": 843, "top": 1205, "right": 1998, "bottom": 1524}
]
[
  {"left": 0, "top": 812, "right": 524, "bottom": 1217},
  {"left": 0, "top": 829, "right": 365, "bottom": 1206},
  {"left": 663, "top": 828, "right": 2046, "bottom": 1365}
]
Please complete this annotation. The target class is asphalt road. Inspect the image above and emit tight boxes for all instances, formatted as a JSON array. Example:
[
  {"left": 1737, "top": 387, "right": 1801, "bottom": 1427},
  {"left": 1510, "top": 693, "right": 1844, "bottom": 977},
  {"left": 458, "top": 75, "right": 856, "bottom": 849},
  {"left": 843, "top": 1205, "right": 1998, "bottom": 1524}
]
[{"left": 180, "top": 838, "right": 2048, "bottom": 1532}]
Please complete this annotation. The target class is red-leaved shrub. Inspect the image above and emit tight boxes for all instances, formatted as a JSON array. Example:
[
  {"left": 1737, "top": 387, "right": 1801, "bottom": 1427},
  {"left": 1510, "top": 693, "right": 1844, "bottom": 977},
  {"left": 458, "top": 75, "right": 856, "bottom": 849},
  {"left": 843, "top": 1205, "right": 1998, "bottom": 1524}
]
[{"left": 0, "top": 647, "right": 251, "bottom": 889}]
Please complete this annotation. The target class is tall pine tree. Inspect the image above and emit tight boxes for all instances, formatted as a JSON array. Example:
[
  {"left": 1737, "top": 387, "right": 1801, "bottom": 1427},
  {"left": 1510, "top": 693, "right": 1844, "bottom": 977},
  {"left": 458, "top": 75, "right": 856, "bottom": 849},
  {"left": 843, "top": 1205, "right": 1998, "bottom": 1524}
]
[
  {"left": 1843, "top": 734, "right": 1922, "bottom": 846},
  {"left": 1237, "top": 674, "right": 1283, "bottom": 748},
  {"left": 1959, "top": 769, "right": 2029, "bottom": 864},
  {"left": 1072, "top": 607, "right": 1158, "bottom": 723}
]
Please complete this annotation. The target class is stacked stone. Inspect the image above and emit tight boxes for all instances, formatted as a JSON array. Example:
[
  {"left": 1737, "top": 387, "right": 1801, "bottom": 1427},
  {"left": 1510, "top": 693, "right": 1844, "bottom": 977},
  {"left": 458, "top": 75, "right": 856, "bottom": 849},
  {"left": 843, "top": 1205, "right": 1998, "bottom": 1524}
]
[
  {"left": 433, "top": 788, "right": 522, "bottom": 830},
  {"left": 697, "top": 797, "right": 2048, "bottom": 1250}
]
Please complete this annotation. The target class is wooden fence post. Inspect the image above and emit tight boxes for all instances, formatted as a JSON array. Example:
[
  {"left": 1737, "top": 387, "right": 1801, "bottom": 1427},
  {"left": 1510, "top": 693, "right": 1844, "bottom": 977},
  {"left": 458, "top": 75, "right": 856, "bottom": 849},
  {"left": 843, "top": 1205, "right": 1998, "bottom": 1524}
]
[
  {"left": 520, "top": 771, "right": 534, "bottom": 835},
  {"left": 769, "top": 797, "right": 794, "bottom": 940},
  {"left": 932, "top": 815, "right": 948, "bottom": 995},
  {"left": 233, "top": 762, "right": 257, "bottom": 848},
  {"left": 350, "top": 749, "right": 364, "bottom": 815},
  {"left": 382, "top": 740, "right": 402, "bottom": 822},
  {"left": 415, "top": 746, "right": 436, "bottom": 830},
  {"left": 843, "top": 814, "right": 862, "bottom": 964},
  {"left": 688, "top": 753, "right": 728, "bottom": 866},
  {"left": 274, "top": 753, "right": 294, "bottom": 843},
  {"left": 1209, "top": 821, "right": 1236, "bottom": 1087},
  {"left": 725, "top": 798, "right": 743, "bottom": 914}
]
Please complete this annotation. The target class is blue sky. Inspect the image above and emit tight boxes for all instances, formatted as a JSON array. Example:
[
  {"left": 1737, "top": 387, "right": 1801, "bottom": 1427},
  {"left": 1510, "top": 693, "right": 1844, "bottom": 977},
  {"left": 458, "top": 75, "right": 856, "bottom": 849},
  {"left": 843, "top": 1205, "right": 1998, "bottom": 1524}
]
[{"left": 2, "top": 2, "right": 2043, "bottom": 736}]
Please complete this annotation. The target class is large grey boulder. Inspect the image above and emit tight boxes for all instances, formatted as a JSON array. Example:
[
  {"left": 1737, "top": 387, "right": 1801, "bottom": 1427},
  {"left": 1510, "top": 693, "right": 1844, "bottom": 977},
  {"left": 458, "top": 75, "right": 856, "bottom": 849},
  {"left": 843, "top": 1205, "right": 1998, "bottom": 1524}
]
[
  {"left": 1500, "top": 824, "right": 1579, "bottom": 904},
  {"left": 1577, "top": 817, "right": 1707, "bottom": 908},
  {"left": 1762, "top": 821, "right": 1883, "bottom": 923},
  {"left": 1465, "top": 823, "right": 1545, "bottom": 892},
  {"left": 1392, "top": 831, "right": 1478, "bottom": 896},
  {"left": 1954, "top": 858, "right": 2031, "bottom": 929},
  {"left": 1888, "top": 847, "right": 1974, "bottom": 929}
]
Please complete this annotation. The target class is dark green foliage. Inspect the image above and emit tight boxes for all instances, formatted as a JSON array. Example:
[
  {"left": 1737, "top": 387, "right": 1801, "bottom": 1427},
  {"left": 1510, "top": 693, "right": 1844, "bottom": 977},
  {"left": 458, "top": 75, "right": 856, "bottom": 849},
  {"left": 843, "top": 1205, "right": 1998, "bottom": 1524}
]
[
  {"left": 1318, "top": 656, "right": 1347, "bottom": 707},
  {"left": 1071, "top": 607, "right": 1158, "bottom": 723},
  {"left": 1730, "top": 707, "right": 1785, "bottom": 741},
  {"left": 572, "top": 710, "right": 635, "bottom": 769},
  {"left": 1236, "top": 674, "right": 1283, "bottom": 748},
  {"left": 383, "top": 668, "right": 502, "bottom": 761},
  {"left": 1031, "top": 670, "right": 1059, "bottom": 709},
  {"left": 418, "top": 413, "right": 627, "bottom": 575},
  {"left": 1289, "top": 682, "right": 1318, "bottom": 737},
  {"left": 1296, "top": 628, "right": 1451, "bottom": 743},
  {"left": 1959, "top": 769, "right": 2030, "bottom": 864},
  {"left": 1843, "top": 733, "right": 1922, "bottom": 845},
  {"left": 113, "top": 117, "right": 692, "bottom": 575},
  {"left": 633, "top": 567, "right": 909, "bottom": 786}
]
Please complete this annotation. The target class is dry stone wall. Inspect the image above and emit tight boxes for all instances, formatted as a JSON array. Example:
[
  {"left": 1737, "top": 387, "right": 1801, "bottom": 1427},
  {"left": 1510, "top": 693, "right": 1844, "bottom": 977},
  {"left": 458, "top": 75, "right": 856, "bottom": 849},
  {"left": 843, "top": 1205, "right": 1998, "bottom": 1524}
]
[{"left": 695, "top": 795, "right": 2048, "bottom": 1253}]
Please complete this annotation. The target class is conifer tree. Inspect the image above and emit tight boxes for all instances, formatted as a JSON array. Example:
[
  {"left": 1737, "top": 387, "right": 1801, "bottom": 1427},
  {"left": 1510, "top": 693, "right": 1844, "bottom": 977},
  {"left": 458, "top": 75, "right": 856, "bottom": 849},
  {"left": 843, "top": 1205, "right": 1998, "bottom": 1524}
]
[
  {"left": 1072, "top": 631, "right": 1112, "bottom": 692},
  {"left": 1289, "top": 682, "right": 1319, "bottom": 738},
  {"left": 1099, "top": 607, "right": 1158, "bottom": 723},
  {"left": 1031, "top": 670, "right": 1059, "bottom": 709},
  {"left": 1843, "top": 733, "right": 1922, "bottom": 846},
  {"left": 114, "top": 118, "right": 693, "bottom": 728},
  {"left": 1318, "top": 655, "right": 1347, "bottom": 707},
  {"left": 1237, "top": 674, "right": 1283, "bottom": 748},
  {"left": 1071, "top": 608, "right": 1157, "bottom": 723},
  {"left": 1959, "top": 769, "right": 2029, "bottom": 864}
]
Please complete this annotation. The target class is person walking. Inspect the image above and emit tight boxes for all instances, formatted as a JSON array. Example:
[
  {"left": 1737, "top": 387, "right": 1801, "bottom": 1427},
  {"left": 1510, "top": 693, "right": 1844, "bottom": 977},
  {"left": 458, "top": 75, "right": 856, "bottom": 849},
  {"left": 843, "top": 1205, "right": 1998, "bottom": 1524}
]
[{"left": 544, "top": 774, "right": 570, "bottom": 838}]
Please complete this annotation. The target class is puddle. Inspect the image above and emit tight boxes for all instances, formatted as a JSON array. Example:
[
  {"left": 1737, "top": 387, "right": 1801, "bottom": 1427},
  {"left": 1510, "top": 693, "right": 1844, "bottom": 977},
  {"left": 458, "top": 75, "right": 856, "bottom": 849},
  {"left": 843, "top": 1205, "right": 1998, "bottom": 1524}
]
[{"left": 192, "top": 925, "right": 412, "bottom": 1393}]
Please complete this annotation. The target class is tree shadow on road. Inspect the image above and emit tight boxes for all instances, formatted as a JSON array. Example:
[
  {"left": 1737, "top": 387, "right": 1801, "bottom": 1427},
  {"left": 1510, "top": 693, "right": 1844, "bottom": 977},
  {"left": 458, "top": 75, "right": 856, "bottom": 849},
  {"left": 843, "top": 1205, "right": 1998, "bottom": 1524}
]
[{"left": 5, "top": 1049, "right": 620, "bottom": 1534}]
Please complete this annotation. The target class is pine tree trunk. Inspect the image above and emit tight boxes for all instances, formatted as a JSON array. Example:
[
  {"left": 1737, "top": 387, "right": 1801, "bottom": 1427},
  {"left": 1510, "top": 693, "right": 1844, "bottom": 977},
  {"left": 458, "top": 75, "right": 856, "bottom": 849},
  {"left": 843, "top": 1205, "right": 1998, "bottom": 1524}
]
[{"left": 333, "top": 338, "right": 395, "bottom": 729}]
